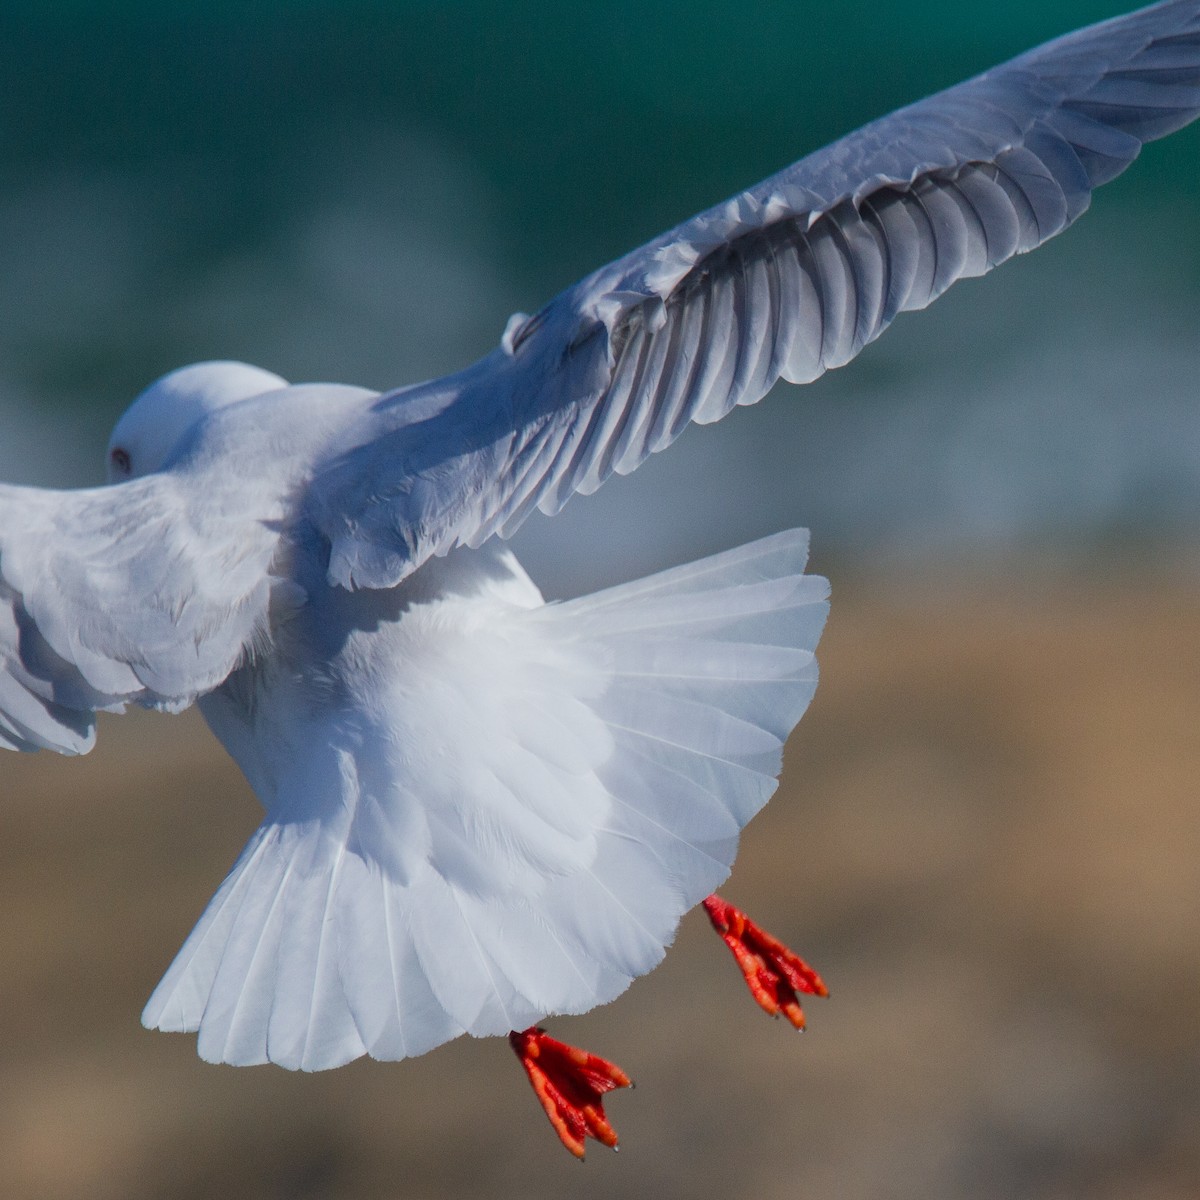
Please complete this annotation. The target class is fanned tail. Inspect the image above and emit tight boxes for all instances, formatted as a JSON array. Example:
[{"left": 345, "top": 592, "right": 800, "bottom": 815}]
[{"left": 143, "top": 531, "right": 829, "bottom": 1069}]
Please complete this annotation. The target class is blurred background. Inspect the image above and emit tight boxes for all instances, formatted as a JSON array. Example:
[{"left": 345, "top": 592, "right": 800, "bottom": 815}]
[{"left": 1, "top": 1, "right": 1198, "bottom": 1197}]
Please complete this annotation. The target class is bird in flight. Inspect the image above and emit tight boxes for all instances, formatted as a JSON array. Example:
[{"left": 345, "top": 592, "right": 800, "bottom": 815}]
[{"left": 1, "top": 0, "right": 1198, "bottom": 1159}]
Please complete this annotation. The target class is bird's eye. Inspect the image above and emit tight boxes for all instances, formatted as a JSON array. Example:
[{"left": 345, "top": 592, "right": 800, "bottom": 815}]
[{"left": 110, "top": 447, "right": 132, "bottom": 475}]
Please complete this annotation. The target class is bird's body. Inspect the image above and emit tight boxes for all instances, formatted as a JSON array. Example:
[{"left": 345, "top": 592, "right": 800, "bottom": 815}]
[
  {"left": 1, "top": 0, "right": 1199, "bottom": 1114},
  {"left": 55, "top": 361, "right": 822, "bottom": 1070},
  {"left": 154, "top": 492, "right": 827, "bottom": 1070}
]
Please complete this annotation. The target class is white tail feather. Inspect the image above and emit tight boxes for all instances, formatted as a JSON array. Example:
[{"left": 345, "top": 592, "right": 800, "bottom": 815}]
[{"left": 143, "top": 530, "right": 828, "bottom": 1068}]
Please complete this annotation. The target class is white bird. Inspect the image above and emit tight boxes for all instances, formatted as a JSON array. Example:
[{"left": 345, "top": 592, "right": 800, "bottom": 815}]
[{"left": 2, "top": 0, "right": 1199, "bottom": 1158}]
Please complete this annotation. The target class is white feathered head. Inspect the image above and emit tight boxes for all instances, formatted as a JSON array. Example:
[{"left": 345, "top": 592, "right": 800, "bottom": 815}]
[{"left": 107, "top": 360, "right": 287, "bottom": 482}]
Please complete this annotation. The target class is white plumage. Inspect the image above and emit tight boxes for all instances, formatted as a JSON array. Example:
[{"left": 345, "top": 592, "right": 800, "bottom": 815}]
[
  {"left": 145, "top": 533, "right": 824, "bottom": 1069},
  {"left": 1, "top": 0, "right": 1198, "bottom": 1070}
]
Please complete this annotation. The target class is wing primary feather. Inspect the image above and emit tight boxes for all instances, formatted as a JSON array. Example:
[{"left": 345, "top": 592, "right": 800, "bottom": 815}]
[
  {"left": 808, "top": 220, "right": 856, "bottom": 371},
  {"left": 487, "top": 425, "right": 570, "bottom": 541},
  {"left": 729, "top": 243, "right": 780, "bottom": 409},
  {"left": 983, "top": 156, "right": 1044, "bottom": 252},
  {"left": 992, "top": 146, "right": 1070, "bottom": 246},
  {"left": 689, "top": 259, "right": 742, "bottom": 425},
  {"left": 859, "top": 193, "right": 908, "bottom": 327},
  {"left": 1024, "top": 121, "right": 1094, "bottom": 222},
  {"left": 612, "top": 295, "right": 684, "bottom": 473},
  {"left": 939, "top": 177, "right": 990, "bottom": 279},
  {"left": 950, "top": 167, "right": 1020, "bottom": 269},
  {"left": 759, "top": 232, "right": 790, "bottom": 388},
  {"left": 779, "top": 223, "right": 826, "bottom": 384},
  {"left": 551, "top": 326, "right": 648, "bottom": 503},
  {"left": 588, "top": 317, "right": 657, "bottom": 486},
  {"left": 828, "top": 206, "right": 871, "bottom": 364},
  {"left": 766, "top": 226, "right": 805, "bottom": 381},
  {"left": 718, "top": 243, "right": 764, "bottom": 416},
  {"left": 650, "top": 278, "right": 713, "bottom": 450},
  {"left": 833, "top": 199, "right": 891, "bottom": 357}
]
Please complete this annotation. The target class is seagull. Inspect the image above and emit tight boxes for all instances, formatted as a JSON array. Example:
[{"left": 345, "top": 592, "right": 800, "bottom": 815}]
[{"left": 2, "top": 0, "right": 1199, "bottom": 1159}]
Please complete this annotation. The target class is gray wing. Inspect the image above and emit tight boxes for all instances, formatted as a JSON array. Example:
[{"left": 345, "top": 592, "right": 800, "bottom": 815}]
[
  {"left": 312, "top": 0, "right": 1200, "bottom": 590},
  {"left": 0, "top": 476, "right": 282, "bottom": 753}
]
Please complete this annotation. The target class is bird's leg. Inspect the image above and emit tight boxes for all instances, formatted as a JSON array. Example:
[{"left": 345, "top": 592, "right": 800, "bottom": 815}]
[
  {"left": 702, "top": 893, "right": 828, "bottom": 1029},
  {"left": 509, "top": 1026, "right": 632, "bottom": 1159}
]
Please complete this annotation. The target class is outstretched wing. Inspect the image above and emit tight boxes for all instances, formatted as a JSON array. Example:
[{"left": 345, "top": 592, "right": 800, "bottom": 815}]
[
  {"left": 311, "top": 0, "right": 1200, "bottom": 590},
  {"left": 0, "top": 476, "right": 282, "bottom": 753}
]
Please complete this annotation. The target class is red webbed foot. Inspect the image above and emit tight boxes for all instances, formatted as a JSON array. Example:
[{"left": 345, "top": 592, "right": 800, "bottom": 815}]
[
  {"left": 703, "top": 893, "right": 828, "bottom": 1029},
  {"left": 509, "top": 1026, "right": 632, "bottom": 1159}
]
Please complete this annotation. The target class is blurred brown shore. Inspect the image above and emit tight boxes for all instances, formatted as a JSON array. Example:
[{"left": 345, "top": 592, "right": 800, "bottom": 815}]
[{"left": 2, "top": 564, "right": 1198, "bottom": 1200}]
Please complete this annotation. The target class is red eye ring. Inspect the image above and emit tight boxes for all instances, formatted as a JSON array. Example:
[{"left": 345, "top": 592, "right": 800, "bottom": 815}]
[{"left": 110, "top": 447, "right": 132, "bottom": 475}]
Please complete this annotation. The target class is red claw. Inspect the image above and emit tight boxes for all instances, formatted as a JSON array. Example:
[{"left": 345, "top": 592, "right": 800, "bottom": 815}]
[
  {"left": 703, "top": 893, "right": 828, "bottom": 1030},
  {"left": 509, "top": 1026, "right": 633, "bottom": 1159}
]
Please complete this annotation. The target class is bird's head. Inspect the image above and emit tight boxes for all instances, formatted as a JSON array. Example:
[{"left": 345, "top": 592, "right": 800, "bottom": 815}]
[{"left": 106, "top": 360, "right": 288, "bottom": 482}]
